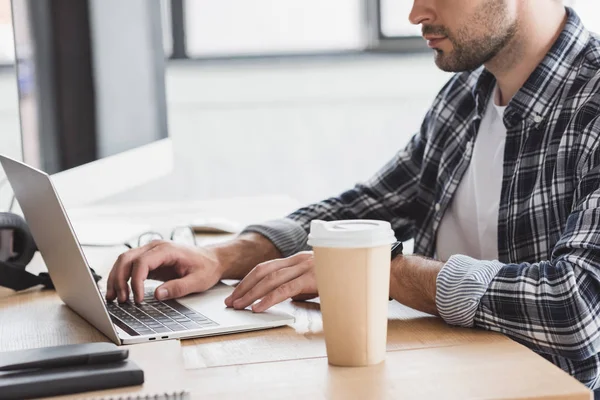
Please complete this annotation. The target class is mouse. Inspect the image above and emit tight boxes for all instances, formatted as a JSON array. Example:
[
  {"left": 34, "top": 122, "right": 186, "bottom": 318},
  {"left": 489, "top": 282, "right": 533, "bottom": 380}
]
[{"left": 190, "top": 217, "right": 242, "bottom": 234}]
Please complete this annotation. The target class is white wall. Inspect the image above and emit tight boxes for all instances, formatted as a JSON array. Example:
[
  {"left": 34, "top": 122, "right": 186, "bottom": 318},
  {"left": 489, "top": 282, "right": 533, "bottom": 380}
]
[{"left": 108, "top": 54, "right": 450, "bottom": 205}]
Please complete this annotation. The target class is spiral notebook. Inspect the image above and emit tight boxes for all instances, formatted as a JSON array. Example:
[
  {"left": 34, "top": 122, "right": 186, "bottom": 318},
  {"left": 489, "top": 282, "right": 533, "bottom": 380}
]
[{"left": 87, "top": 391, "right": 190, "bottom": 400}]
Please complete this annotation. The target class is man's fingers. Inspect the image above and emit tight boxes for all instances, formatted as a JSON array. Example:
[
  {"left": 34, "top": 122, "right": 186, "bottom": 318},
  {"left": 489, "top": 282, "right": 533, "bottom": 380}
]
[
  {"left": 105, "top": 264, "right": 118, "bottom": 301},
  {"left": 291, "top": 293, "right": 318, "bottom": 302},
  {"left": 129, "top": 244, "right": 179, "bottom": 303},
  {"left": 106, "top": 252, "right": 133, "bottom": 302},
  {"left": 251, "top": 274, "right": 308, "bottom": 313},
  {"left": 105, "top": 241, "right": 163, "bottom": 302},
  {"left": 112, "top": 252, "right": 136, "bottom": 302},
  {"left": 147, "top": 266, "right": 179, "bottom": 282},
  {"left": 225, "top": 257, "right": 297, "bottom": 307},
  {"left": 231, "top": 263, "right": 308, "bottom": 310},
  {"left": 130, "top": 262, "right": 150, "bottom": 304},
  {"left": 154, "top": 273, "right": 198, "bottom": 300}
]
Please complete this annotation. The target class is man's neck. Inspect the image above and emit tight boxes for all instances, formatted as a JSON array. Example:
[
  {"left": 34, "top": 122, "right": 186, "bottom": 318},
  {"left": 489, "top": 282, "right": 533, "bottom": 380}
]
[{"left": 485, "top": 3, "right": 567, "bottom": 106}]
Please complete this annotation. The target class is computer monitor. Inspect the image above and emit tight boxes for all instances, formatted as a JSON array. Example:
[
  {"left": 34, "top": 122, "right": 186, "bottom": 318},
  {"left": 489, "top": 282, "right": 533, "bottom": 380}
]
[{"left": 10, "top": 0, "right": 173, "bottom": 209}]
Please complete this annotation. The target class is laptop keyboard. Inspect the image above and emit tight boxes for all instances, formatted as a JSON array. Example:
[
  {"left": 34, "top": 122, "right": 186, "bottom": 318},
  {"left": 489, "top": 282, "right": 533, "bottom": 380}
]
[{"left": 106, "top": 288, "right": 218, "bottom": 336}]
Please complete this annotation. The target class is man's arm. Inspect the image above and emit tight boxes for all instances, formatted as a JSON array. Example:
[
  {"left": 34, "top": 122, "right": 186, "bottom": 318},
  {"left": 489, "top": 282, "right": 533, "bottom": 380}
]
[
  {"left": 217, "top": 233, "right": 282, "bottom": 280},
  {"left": 389, "top": 255, "right": 442, "bottom": 317},
  {"left": 388, "top": 118, "right": 600, "bottom": 390},
  {"left": 388, "top": 187, "right": 600, "bottom": 389},
  {"left": 435, "top": 127, "right": 600, "bottom": 369}
]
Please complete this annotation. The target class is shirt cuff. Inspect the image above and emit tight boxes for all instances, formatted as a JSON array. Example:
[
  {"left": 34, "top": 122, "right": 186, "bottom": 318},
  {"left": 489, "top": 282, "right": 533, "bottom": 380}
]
[
  {"left": 241, "top": 218, "right": 308, "bottom": 258},
  {"left": 436, "top": 254, "right": 504, "bottom": 327}
]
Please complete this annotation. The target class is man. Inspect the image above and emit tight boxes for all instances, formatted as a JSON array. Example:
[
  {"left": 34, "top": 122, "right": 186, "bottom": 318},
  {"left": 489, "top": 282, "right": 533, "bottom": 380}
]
[{"left": 106, "top": 0, "right": 600, "bottom": 390}]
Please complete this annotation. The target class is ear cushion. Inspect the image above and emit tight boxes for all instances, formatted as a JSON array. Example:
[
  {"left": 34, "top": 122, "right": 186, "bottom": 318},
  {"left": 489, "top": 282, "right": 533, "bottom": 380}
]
[{"left": 0, "top": 212, "right": 37, "bottom": 268}]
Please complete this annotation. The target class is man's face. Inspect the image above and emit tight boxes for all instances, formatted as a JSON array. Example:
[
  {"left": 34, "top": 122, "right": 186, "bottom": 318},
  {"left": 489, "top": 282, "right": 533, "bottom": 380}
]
[{"left": 410, "top": 0, "right": 519, "bottom": 72}]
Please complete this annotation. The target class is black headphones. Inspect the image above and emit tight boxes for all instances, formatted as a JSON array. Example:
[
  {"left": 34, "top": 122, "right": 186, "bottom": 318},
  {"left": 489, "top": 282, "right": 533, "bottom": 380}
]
[{"left": 0, "top": 212, "right": 101, "bottom": 291}]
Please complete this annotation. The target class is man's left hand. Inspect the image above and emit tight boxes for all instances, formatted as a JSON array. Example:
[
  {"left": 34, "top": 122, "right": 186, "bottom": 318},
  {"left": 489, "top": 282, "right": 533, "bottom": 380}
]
[{"left": 224, "top": 251, "right": 318, "bottom": 312}]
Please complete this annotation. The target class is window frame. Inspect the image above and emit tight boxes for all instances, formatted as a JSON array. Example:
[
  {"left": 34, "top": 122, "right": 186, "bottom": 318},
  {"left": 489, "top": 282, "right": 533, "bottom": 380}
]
[
  {"left": 364, "top": 0, "right": 427, "bottom": 53},
  {"left": 166, "top": 0, "right": 428, "bottom": 61}
]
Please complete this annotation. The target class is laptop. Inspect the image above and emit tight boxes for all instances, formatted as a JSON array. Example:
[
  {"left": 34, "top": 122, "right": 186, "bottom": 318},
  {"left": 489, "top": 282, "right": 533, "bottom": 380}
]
[{"left": 0, "top": 155, "right": 295, "bottom": 345}]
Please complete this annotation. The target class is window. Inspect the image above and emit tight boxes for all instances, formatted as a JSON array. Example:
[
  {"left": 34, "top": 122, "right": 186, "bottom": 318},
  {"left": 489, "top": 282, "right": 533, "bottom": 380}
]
[
  {"left": 183, "top": 0, "right": 365, "bottom": 57},
  {"left": 379, "top": 0, "right": 419, "bottom": 38},
  {"left": 0, "top": 0, "right": 14, "bottom": 64}
]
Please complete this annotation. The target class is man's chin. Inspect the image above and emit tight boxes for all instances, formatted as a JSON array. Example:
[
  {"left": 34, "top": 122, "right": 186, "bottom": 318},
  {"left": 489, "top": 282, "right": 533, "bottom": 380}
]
[
  {"left": 433, "top": 52, "right": 459, "bottom": 72},
  {"left": 433, "top": 52, "right": 482, "bottom": 73}
]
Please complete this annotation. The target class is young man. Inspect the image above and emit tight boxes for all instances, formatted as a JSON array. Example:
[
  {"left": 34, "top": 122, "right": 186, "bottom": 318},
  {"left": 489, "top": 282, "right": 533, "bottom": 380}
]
[{"left": 106, "top": 0, "right": 600, "bottom": 390}]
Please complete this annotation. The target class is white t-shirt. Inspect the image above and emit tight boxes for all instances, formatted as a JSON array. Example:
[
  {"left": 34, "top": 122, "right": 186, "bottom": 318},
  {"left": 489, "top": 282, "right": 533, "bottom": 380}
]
[{"left": 435, "top": 86, "right": 507, "bottom": 262}]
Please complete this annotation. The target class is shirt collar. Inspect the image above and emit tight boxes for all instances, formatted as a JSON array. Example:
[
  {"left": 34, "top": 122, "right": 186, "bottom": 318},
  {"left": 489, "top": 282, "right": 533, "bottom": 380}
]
[{"left": 470, "top": 7, "right": 591, "bottom": 129}]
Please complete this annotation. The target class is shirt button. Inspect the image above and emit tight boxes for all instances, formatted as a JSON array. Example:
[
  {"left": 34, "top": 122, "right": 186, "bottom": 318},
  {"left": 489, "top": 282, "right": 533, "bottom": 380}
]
[
  {"left": 533, "top": 114, "right": 543, "bottom": 124},
  {"left": 435, "top": 203, "right": 441, "bottom": 212}
]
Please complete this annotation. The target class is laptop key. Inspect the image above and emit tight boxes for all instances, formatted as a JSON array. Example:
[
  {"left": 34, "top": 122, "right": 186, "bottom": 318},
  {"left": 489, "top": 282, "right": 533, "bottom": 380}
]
[
  {"left": 110, "top": 316, "right": 139, "bottom": 336},
  {"left": 188, "top": 314, "right": 208, "bottom": 322},
  {"left": 156, "top": 305, "right": 176, "bottom": 312},
  {"left": 179, "top": 321, "right": 201, "bottom": 329},
  {"left": 164, "top": 323, "right": 184, "bottom": 332},
  {"left": 163, "top": 300, "right": 197, "bottom": 315},
  {"left": 143, "top": 311, "right": 162, "bottom": 318},
  {"left": 152, "top": 326, "right": 171, "bottom": 333}
]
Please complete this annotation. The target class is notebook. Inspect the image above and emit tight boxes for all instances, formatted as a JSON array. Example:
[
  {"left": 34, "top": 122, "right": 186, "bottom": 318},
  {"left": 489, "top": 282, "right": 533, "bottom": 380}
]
[
  {"left": 87, "top": 391, "right": 190, "bottom": 400},
  {"left": 0, "top": 360, "right": 144, "bottom": 400}
]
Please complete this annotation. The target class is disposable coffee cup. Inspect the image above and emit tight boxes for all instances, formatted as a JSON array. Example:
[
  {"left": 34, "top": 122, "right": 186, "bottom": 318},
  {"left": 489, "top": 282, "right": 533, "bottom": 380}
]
[{"left": 308, "top": 220, "right": 396, "bottom": 367}]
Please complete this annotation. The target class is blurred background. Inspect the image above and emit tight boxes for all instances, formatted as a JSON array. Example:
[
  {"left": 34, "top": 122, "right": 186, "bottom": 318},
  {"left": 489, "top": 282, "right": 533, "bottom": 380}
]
[{"left": 0, "top": 0, "right": 598, "bottom": 208}]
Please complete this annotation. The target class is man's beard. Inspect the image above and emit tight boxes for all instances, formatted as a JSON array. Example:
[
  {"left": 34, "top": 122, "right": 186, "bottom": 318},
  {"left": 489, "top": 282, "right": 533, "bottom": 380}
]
[{"left": 425, "top": 0, "right": 518, "bottom": 72}]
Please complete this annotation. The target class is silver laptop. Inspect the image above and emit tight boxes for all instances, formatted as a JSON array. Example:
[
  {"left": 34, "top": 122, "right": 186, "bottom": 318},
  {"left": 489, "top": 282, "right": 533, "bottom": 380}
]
[{"left": 0, "top": 155, "right": 294, "bottom": 345}]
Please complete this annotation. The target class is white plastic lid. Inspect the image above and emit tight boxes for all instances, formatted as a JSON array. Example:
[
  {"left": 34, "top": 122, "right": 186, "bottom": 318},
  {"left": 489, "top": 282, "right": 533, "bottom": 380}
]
[{"left": 307, "top": 220, "right": 396, "bottom": 249}]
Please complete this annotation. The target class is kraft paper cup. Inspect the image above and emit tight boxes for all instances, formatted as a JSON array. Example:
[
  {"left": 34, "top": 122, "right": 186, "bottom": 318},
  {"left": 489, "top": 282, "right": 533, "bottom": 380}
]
[{"left": 308, "top": 220, "right": 396, "bottom": 367}]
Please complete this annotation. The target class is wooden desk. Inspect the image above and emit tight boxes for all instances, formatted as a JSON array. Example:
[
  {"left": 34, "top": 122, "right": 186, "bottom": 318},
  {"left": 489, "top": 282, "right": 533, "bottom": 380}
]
[{"left": 0, "top": 197, "right": 593, "bottom": 399}]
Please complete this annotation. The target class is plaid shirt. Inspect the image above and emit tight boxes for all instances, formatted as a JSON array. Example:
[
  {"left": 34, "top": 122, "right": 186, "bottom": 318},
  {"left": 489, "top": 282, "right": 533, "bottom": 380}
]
[{"left": 244, "top": 8, "right": 600, "bottom": 388}]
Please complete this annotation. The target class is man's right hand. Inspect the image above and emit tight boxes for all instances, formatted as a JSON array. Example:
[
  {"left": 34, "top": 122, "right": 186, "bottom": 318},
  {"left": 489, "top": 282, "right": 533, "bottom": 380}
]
[{"left": 105, "top": 241, "right": 224, "bottom": 304}]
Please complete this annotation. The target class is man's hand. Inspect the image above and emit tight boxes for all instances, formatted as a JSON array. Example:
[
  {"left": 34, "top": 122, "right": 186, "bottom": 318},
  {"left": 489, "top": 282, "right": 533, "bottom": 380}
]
[
  {"left": 105, "top": 241, "right": 224, "bottom": 304},
  {"left": 224, "top": 251, "right": 318, "bottom": 313}
]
